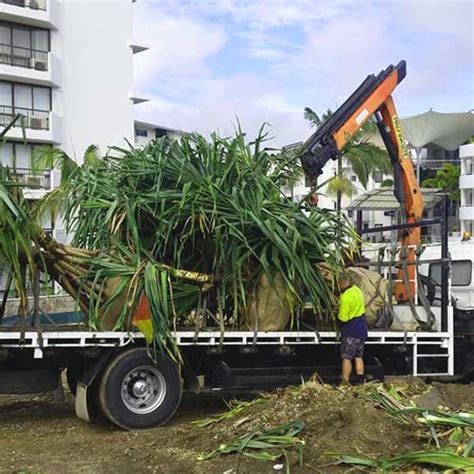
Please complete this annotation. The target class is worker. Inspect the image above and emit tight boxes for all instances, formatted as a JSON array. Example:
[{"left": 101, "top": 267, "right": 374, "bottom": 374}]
[{"left": 337, "top": 274, "right": 368, "bottom": 385}]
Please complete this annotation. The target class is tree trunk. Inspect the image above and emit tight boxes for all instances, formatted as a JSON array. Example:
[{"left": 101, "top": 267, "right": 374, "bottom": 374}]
[{"left": 336, "top": 155, "right": 342, "bottom": 212}]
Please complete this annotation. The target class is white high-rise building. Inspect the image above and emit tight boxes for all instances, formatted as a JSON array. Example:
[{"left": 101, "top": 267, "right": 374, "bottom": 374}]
[
  {"left": 459, "top": 144, "right": 474, "bottom": 235},
  {"left": 0, "top": 0, "right": 147, "bottom": 187},
  {"left": 0, "top": 0, "right": 148, "bottom": 294}
]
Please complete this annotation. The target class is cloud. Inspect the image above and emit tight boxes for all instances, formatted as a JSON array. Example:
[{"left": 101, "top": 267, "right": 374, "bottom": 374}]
[
  {"left": 133, "top": 7, "right": 227, "bottom": 91},
  {"left": 135, "top": 74, "right": 312, "bottom": 147},
  {"left": 133, "top": 0, "right": 474, "bottom": 146}
]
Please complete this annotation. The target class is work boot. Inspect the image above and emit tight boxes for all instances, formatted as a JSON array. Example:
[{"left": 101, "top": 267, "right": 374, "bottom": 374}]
[{"left": 354, "top": 374, "right": 365, "bottom": 385}]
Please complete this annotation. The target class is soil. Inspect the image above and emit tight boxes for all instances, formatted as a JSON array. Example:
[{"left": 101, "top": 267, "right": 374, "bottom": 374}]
[{"left": 0, "top": 378, "right": 472, "bottom": 473}]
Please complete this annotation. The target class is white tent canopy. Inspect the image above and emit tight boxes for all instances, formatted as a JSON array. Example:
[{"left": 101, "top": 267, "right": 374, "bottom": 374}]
[
  {"left": 401, "top": 110, "right": 474, "bottom": 151},
  {"left": 348, "top": 187, "right": 443, "bottom": 211}
]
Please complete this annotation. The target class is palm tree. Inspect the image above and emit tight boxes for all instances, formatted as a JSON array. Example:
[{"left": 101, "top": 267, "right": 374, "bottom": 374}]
[
  {"left": 1, "top": 128, "right": 357, "bottom": 355},
  {"left": 422, "top": 163, "right": 461, "bottom": 227},
  {"left": 422, "top": 163, "right": 460, "bottom": 202},
  {"left": 304, "top": 107, "right": 391, "bottom": 211}
]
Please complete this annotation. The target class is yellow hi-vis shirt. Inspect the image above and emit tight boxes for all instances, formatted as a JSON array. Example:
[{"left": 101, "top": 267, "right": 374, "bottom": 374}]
[{"left": 338, "top": 285, "right": 365, "bottom": 323}]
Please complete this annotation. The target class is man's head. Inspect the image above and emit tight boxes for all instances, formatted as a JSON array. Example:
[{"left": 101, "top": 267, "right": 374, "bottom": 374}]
[{"left": 338, "top": 274, "right": 352, "bottom": 292}]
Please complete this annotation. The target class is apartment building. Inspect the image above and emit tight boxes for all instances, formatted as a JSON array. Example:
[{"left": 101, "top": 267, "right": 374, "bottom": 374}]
[
  {"left": 0, "top": 0, "right": 148, "bottom": 294},
  {"left": 134, "top": 120, "right": 185, "bottom": 147},
  {"left": 0, "top": 0, "right": 147, "bottom": 187},
  {"left": 459, "top": 143, "right": 474, "bottom": 236}
]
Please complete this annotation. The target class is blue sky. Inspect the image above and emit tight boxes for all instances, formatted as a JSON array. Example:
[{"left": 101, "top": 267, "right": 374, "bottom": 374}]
[{"left": 133, "top": 0, "right": 474, "bottom": 146}]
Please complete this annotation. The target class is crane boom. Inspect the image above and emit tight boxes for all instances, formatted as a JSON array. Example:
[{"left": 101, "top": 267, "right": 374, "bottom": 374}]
[{"left": 301, "top": 61, "right": 423, "bottom": 301}]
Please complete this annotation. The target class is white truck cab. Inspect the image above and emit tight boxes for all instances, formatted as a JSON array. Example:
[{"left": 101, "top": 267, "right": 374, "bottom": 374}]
[{"left": 419, "top": 239, "right": 474, "bottom": 314}]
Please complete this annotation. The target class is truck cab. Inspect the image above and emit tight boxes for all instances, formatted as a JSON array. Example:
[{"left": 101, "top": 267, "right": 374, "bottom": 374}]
[{"left": 419, "top": 239, "right": 474, "bottom": 316}]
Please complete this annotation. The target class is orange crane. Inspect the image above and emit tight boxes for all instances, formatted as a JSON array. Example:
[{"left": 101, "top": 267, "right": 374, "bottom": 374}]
[{"left": 300, "top": 61, "right": 423, "bottom": 302}]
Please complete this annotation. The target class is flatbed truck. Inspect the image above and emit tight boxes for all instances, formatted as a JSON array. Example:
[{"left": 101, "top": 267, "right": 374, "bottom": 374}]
[{"left": 1, "top": 61, "right": 472, "bottom": 429}]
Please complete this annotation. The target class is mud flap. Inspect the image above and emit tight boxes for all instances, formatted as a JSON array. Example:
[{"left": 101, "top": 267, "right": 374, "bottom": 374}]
[
  {"left": 74, "top": 348, "right": 116, "bottom": 423},
  {"left": 75, "top": 382, "right": 90, "bottom": 422}
]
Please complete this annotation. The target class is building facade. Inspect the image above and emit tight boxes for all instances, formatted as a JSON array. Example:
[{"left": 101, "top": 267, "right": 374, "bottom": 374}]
[
  {"left": 0, "top": 0, "right": 147, "bottom": 178},
  {"left": 134, "top": 120, "right": 185, "bottom": 147},
  {"left": 0, "top": 0, "right": 147, "bottom": 294},
  {"left": 459, "top": 143, "right": 474, "bottom": 236}
]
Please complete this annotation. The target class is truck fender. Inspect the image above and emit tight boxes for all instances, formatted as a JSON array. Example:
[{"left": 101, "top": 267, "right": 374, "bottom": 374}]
[{"left": 75, "top": 348, "right": 116, "bottom": 423}]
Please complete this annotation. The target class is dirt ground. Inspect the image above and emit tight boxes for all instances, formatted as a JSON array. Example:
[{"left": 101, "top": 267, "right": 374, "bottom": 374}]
[{"left": 0, "top": 378, "right": 473, "bottom": 474}]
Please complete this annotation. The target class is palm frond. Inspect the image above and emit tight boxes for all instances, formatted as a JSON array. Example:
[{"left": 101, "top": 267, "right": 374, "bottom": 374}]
[{"left": 0, "top": 126, "right": 358, "bottom": 356}]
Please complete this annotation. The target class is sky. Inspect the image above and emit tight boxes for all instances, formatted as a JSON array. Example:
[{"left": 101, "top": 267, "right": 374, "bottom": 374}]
[{"left": 133, "top": 0, "right": 474, "bottom": 147}]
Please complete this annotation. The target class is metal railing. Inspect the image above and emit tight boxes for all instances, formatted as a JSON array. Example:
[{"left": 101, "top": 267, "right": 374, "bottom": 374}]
[
  {"left": 0, "top": 105, "right": 50, "bottom": 130},
  {"left": 0, "top": 0, "right": 47, "bottom": 11},
  {"left": 0, "top": 43, "right": 48, "bottom": 70},
  {"left": 10, "top": 167, "right": 51, "bottom": 188}
]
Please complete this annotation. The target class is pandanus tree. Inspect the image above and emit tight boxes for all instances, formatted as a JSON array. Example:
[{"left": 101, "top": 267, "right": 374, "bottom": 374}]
[
  {"left": 304, "top": 107, "right": 391, "bottom": 210},
  {"left": 0, "top": 126, "right": 357, "bottom": 357}
]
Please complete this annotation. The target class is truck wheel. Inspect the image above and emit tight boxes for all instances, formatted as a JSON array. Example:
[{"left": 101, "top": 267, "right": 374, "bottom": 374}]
[{"left": 99, "top": 348, "right": 182, "bottom": 430}]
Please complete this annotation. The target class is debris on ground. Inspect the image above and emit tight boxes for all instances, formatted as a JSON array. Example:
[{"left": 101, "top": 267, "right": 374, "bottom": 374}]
[
  {"left": 0, "top": 376, "right": 473, "bottom": 473},
  {"left": 193, "top": 378, "right": 474, "bottom": 472}
]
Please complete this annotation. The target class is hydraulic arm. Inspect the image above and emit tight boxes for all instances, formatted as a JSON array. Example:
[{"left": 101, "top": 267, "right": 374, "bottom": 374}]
[{"left": 301, "top": 61, "right": 423, "bottom": 301}]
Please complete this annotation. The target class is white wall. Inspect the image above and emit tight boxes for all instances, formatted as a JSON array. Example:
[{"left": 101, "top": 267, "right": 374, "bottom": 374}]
[
  {"left": 460, "top": 144, "right": 474, "bottom": 235},
  {"left": 134, "top": 124, "right": 155, "bottom": 147},
  {"left": 58, "top": 0, "right": 134, "bottom": 161}
]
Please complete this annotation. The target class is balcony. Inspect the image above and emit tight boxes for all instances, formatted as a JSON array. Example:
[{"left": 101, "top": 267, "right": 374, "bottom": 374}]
[
  {"left": 459, "top": 206, "right": 474, "bottom": 221},
  {"left": 0, "top": 44, "right": 60, "bottom": 86},
  {"left": 1, "top": 0, "right": 46, "bottom": 10},
  {"left": 460, "top": 174, "right": 474, "bottom": 190},
  {"left": 0, "top": 0, "right": 58, "bottom": 30},
  {"left": 0, "top": 104, "right": 62, "bottom": 143},
  {"left": 11, "top": 166, "right": 50, "bottom": 187}
]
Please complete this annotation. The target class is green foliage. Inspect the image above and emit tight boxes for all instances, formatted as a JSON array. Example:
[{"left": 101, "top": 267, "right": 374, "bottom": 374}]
[
  {"left": 422, "top": 163, "right": 461, "bottom": 202},
  {"left": 198, "top": 420, "right": 305, "bottom": 471},
  {"left": 303, "top": 107, "right": 391, "bottom": 189},
  {"left": 324, "top": 450, "right": 474, "bottom": 471},
  {"left": 381, "top": 178, "right": 394, "bottom": 187},
  {"left": 326, "top": 175, "right": 357, "bottom": 198},
  {"left": 192, "top": 397, "right": 269, "bottom": 428},
  {"left": 0, "top": 166, "right": 45, "bottom": 309},
  {"left": 0, "top": 126, "right": 357, "bottom": 356}
]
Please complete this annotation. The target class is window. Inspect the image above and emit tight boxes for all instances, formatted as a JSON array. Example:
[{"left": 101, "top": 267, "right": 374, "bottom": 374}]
[
  {"left": 429, "top": 260, "right": 472, "bottom": 287},
  {"left": 465, "top": 158, "right": 473, "bottom": 175},
  {"left": 351, "top": 175, "right": 357, "bottom": 182},
  {"left": 0, "top": 142, "right": 47, "bottom": 169},
  {"left": 155, "top": 129, "right": 168, "bottom": 138},
  {"left": 135, "top": 128, "right": 148, "bottom": 137},
  {"left": 0, "top": 81, "right": 51, "bottom": 110},
  {"left": 0, "top": 22, "right": 49, "bottom": 69},
  {"left": 373, "top": 170, "right": 383, "bottom": 183}
]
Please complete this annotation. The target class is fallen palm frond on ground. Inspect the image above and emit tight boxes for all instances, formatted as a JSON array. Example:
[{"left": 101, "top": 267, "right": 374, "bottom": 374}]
[
  {"left": 324, "top": 449, "right": 474, "bottom": 471},
  {"left": 192, "top": 396, "right": 269, "bottom": 428},
  {"left": 356, "top": 383, "right": 474, "bottom": 449},
  {"left": 0, "top": 127, "right": 356, "bottom": 354},
  {"left": 192, "top": 379, "right": 473, "bottom": 471},
  {"left": 198, "top": 420, "right": 305, "bottom": 472}
]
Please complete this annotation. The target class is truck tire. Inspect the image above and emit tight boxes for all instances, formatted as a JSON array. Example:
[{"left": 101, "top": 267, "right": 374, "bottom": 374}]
[{"left": 99, "top": 348, "right": 182, "bottom": 430}]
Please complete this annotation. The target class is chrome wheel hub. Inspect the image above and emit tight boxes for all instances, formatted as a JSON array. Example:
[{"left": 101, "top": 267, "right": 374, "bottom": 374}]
[{"left": 121, "top": 366, "right": 166, "bottom": 414}]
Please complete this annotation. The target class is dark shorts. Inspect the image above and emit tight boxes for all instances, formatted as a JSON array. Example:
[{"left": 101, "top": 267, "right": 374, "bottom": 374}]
[{"left": 341, "top": 336, "right": 365, "bottom": 360}]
